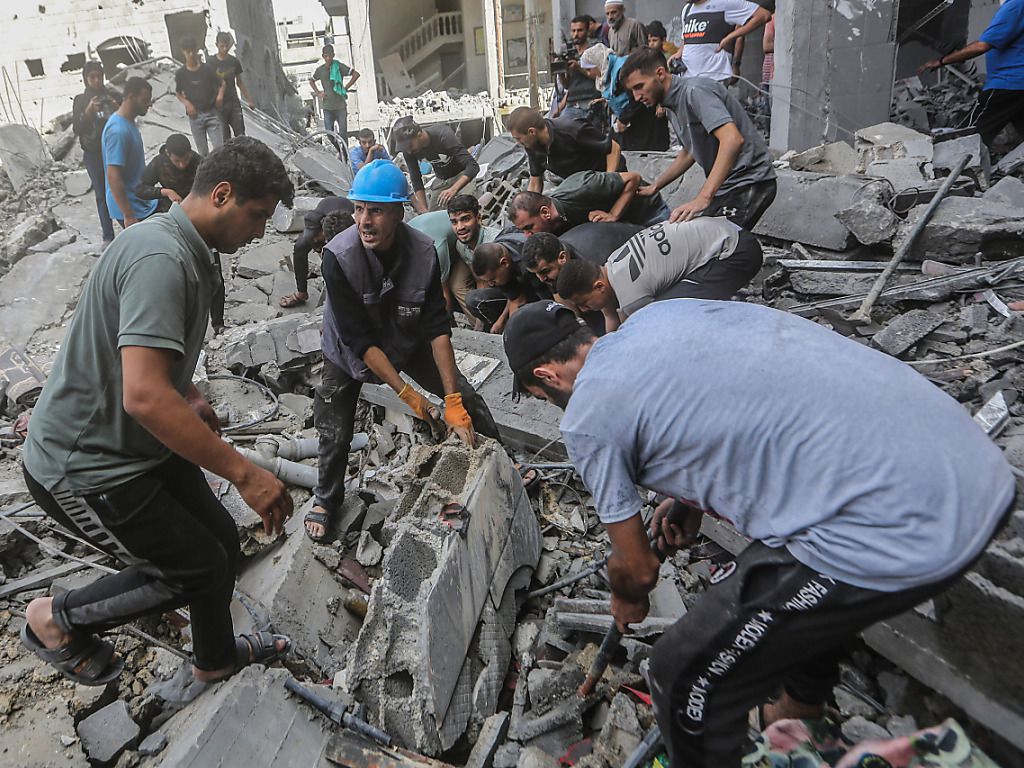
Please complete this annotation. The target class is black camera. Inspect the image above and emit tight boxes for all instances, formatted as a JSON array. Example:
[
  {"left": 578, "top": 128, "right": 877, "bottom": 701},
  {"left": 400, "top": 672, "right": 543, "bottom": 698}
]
[{"left": 549, "top": 35, "right": 580, "bottom": 75}]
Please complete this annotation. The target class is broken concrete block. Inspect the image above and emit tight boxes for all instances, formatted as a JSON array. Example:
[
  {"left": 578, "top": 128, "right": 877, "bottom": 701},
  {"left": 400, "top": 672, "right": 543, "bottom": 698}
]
[
  {"left": 236, "top": 242, "right": 286, "bottom": 279},
  {"left": 872, "top": 310, "right": 945, "bottom": 357},
  {"left": 494, "top": 743, "right": 521, "bottom": 768},
  {"left": 356, "top": 530, "right": 383, "bottom": 567},
  {"left": 841, "top": 716, "right": 891, "bottom": 743},
  {"left": 593, "top": 693, "right": 642, "bottom": 765},
  {"left": 855, "top": 121, "right": 933, "bottom": 172},
  {"left": 28, "top": 229, "right": 77, "bottom": 254},
  {"left": 138, "top": 731, "right": 168, "bottom": 757},
  {"left": 865, "top": 158, "right": 933, "bottom": 190},
  {"left": 0, "top": 123, "right": 51, "bottom": 190},
  {"left": 983, "top": 176, "right": 1024, "bottom": 209},
  {"left": 895, "top": 196, "right": 1024, "bottom": 264},
  {"left": 231, "top": 498, "right": 367, "bottom": 673},
  {"left": 2, "top": 213, "right": 59, "bottom": 268},
  {"left": 272, "top": 196, "right": 322, "bottom": 233},
  {"left": 348, "top": 442, "right": 541, "bottom": 755},
  {"left": 753, "top": 170, "right": 881, "bottom": 251},
  {"left": 77, "top": 700, "right": 140, "bottom": 764},
  {"left": 291, "top": 147, "right": 354, "bottom": 196},
  {"left": 932, "top": 133, "right": 991, "bottom": 189},
  {"left": 835, "top": 194, "right": 899, "bottom": 246},
  {"left": 64, "top": 169, "right": 93, "bottom": 196},
  {"left": 466, "top": 711, "right": 511, "bottom": 768},
  {"left": 144, "top": 667, "right": 337, "bottom": 766},
  {"left": 787, "top": 141, "right": 859, "bottom": 175},
  {"left": 222, "top": 311, "right": 325, "bottom": 369},
  {"left": 994, "top": 139, "right": 1024, "bottom": 176}
]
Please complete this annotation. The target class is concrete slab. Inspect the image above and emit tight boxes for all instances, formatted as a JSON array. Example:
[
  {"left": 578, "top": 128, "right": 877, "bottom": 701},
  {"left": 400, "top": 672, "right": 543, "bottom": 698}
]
[
  {"left": 0, "top": 123, "right": 51, "bottom": 191},
  {"left": 932, "top": 133, "right": 991, "bottom": 189},
  {"left": 983, "top": 176, "right": 1024, "bottom": 209},
  {"left": 787, "top": 141, "right": 859, "bottom": 175},
  {"left": 0, "top": 244, "right": 96, "bottom": 348},
  {"left": 753, "top": 170, "right": 878, "bottom": 251},
  {"left": 231, "top": 500, "right": 366, "bottom": 674},
  {"left": 2, "top": 213, "right": 59, "bottom": 268},
  {"left": 871, "top": 310, "right": 945, "bottom": 357},
  {"left": 291, "top": 148, "right": 354, "bottom": 196},
  {"left": 272, "top": 196, "right": 322, "bottom": 233},
  {"left": 854, "top": 122, "right": 933, "bottom": 171},
  {"left": 895, "top": 196, "right": 1024, "bottom": 264},
  {"left": 347, "top": 442, "right": 541, "bottom": 755},
  {"left": 139, "top": 667, "right": 336, "bottom": 767}
]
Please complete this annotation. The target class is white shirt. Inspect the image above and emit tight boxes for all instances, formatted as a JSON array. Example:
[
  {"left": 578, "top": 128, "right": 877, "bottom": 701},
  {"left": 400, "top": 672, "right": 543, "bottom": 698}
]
[{"left": 680, "top": 0, "right": 760, "bottom": 81}]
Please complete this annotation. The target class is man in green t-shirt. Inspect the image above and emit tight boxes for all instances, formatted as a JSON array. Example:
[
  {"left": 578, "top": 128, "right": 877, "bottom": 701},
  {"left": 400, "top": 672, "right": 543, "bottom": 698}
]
[
  {"left": 309, "top": 44, "right": 360, "bottom": 159},
  {"left": 20, "top": 138, "right": 296, "bottom": 688}
]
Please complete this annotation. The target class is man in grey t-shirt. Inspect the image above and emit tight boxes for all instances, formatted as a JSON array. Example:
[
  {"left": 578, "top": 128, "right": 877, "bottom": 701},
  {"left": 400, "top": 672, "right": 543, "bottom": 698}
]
[
  {"left": 555, "top": 218, "right": 762, "bottom": 330},
  {"left": 621, "top": 46, "right": 777, "bottom": 229},
  {"left": 502, "top": 300, "right": 1014, "bottom": 768},
  {"left": 21, "top": 139, "right": 296, "bottom": 689}
]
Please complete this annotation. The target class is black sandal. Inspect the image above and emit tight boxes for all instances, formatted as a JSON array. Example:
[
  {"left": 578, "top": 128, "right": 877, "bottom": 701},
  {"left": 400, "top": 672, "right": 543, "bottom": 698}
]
[
  {"left": 21, "top": 622, "right": 124, "bottom": 687},
  {"left": 234, "top": 631, "right": 292, "bottom": 672},
  {"left": 304, "top": 506, "right": 334, "bottom": 542}
]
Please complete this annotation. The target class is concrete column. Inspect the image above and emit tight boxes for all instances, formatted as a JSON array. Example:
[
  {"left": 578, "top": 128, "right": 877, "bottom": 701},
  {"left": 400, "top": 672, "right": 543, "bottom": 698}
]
[
  {"left": 347, "top": 0, "right": 381, "bottom": 130},
  {"left": 482, "top": 0, "right": 506, "bottom": 99},
  {"left": 770, "top": 0, "right": 900, "bottom": 153}
]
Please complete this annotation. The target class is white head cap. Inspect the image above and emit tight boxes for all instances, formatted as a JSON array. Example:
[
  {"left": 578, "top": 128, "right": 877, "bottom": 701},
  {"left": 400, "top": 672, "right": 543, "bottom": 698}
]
[{"left": 605, "top": 1, "right": 625, "bottom": 7}]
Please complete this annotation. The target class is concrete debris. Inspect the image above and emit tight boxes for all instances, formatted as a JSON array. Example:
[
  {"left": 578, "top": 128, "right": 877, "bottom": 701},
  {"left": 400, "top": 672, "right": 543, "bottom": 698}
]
[
  {"left": 138, "top": 731, "right": 168, "bottom": 757},
  {"left": 0, "top": 124, "right": 52, "bottom": 191},
  {"left": 28, "top": 229, "right": 77, "bottom": 255},
  {"left": 63, "top": 169, "right": 93, "bottom": 197},
  {"left": 854, "top": 122, "right": 934, "bottom": 172},
  {"left": 932, "top": 134, "right": 991, "bottom": 189},
  {"left": 347, "top": 441, "right": 541, "bottom": 755},
  {"left": 272, "top": 196, "right": 323, "bottom": 233},
  {"left": 871, "top": 309, "right": 945, "bottom": 357},
  {"left": 77, "top": 699, "right": 141, "bottom": 764},
  {"left": 983, "top": 176, "right": 1024, "bottom": 209},
  {"left": 785, "top": 141, "right": 859, "bottom": 175},
  {"left": 895, "top": 196, "right": 1024, "bottom": 264},
  {"left": 835, "top": 192, "right": 900, "bottom": 246},
  {"left": 865, "top": 158, "right": 933, "bottom": 189},
  {"left": 2, "top": 213, "right": 58, "bottom": 269},
  {"left": 221, "top": 312, "right": 324, "bottom": 370},
  {"left": 994, "top": 140, "right": 1024, "bottom": 177}
]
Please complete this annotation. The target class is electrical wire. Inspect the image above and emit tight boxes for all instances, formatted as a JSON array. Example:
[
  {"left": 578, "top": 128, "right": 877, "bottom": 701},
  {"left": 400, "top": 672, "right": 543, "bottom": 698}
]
[{"left": 206, "top": 375, "right": 280, "bottom": 433}]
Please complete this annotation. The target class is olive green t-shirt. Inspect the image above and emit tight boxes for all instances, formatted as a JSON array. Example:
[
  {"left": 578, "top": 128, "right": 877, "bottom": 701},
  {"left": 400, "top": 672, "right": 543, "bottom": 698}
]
[{"left": 23, "top": 204, "right": 215, "bottom": 493}]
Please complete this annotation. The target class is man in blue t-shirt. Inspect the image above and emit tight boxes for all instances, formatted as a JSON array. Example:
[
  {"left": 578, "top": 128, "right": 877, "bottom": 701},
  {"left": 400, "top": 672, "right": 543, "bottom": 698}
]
[
  {"left": 103, "top": 77, "right": 158, "bottom": 228},
  {"left": 349, "top": 128, "right": 392, "bottom": 172},
  {"left": 920, "top": 0, "right": 1024, "bottom": 147}
]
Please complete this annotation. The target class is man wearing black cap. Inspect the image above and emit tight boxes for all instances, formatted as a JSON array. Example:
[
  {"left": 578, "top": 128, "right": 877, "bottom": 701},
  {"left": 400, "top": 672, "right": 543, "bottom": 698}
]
[
  {"left": 393, "top": 117, "right": 480, "bottom": 213},
  {"left": 280, "top": 196, "right": 355, "bottom": 308},
  {"left": 501, "top": 300, "right": 1015, "bottom": 768}
]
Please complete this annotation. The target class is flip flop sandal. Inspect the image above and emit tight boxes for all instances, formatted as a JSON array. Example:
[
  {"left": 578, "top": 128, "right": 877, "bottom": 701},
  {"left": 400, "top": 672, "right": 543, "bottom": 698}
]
[
  {"left": 279, "top": 292, "right": 308, "bottom": 308},
  {"left": 21, "top": 622, "right": 124, "bottom": 687},
  {"left": 234, "top": 631, "right": 292, "bottom": 672},
  {"left": 304, "top": 507, "right": 334, "bottom": 542},
  {"left": 517, "top": 465, "right": 541, "bottom": 491}
]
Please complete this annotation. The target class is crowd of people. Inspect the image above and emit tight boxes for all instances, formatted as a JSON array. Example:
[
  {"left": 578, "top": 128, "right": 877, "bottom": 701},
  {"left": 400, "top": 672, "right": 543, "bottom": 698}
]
[{"left": 23, "top": 3, "right": 1022, "bottom": 767}]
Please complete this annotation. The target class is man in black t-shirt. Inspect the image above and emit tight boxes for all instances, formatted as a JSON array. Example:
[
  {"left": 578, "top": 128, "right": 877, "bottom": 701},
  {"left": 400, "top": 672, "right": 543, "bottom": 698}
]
[
  {"left": 466, "top": 235, "right": 542, "bottom": 333},
  {"left": 508, "top": 107, "right": 624, "bottom": 193},
  {"left": 72, "top": 61, "right": 120, "bottom": 244},
  {"left": 175, "top": 38, "right": 224, "bottom": 156},
  {"left": 212, "top": 31, "right": 255, "bottom": 142},
  {"left": 557, "top": 16, "right": 602, "bottom": 120},
  {"left": 393, "top": 117, "right": 480, "bottom": 213}
]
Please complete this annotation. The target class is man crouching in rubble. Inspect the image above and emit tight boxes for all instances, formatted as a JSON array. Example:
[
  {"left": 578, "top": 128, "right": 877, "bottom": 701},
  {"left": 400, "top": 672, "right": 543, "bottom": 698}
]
[
  {"left": 306, "top": 159, "right": 500, "bottom": 541},
  {"left": 502, "top": 300, "right": 1016, "bottom": 768},
  {"left": 20, "top": 138, "right": 295, "bottom": 687}
]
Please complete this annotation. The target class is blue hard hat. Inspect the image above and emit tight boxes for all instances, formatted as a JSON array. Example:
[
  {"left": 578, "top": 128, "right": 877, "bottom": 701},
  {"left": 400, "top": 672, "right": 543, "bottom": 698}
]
[{"left": 348, "top": 159, "right": 410, "bottom": 203}]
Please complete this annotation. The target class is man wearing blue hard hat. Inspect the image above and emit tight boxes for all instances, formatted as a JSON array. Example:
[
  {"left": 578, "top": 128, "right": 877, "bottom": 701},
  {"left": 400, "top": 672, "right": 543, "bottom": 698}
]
[{"left": 306, "top": 159, "right": 500, "bottom": 541}]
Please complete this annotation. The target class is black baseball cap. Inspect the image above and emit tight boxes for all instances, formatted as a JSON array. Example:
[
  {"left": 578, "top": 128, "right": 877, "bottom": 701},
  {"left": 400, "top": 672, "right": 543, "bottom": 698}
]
[
  {"left": 503, "top": 301, "right": 582, "bottom": 398},
  {"left": 303, "top": 196, "right": 355, "bottom": 237}
]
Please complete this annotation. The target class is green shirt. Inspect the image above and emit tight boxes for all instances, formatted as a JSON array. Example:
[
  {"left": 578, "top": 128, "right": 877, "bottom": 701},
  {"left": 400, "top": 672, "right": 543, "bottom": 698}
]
[
  {"left": 408, "top": 212, "right": 499, "bottom": 280},
  {"left": 551, "top": 171, "right": 665, "bottom": 229},
  {"left": 23, "top": 205, "right": 215, "bottom": 493}
]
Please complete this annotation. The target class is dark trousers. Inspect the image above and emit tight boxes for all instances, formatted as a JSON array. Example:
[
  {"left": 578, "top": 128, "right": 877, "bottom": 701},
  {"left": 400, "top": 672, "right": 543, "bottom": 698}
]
[
  {"left": 649, "top": 542, "right": 972, "bottom": 768},
  {"left": 23, "top": 455, "right": 240, "bottom": 671},
  {"left": 314, "top": 352, "right": 501, "bottom": 514},
  {"left": 706, "top": 179, "right": 778, "bottom": 231},
  {"left": 655, "top": 230, "right": 764, "bottom": 301},
  {"left": 211, "top": 251, "right": 225, "bottom": 328},
  {"left": 973, "top": 88, "right": 1024, "bottom": 148},
  {"left": 464, "top": 288, "right": 510, "bottom": 329},
  {"left": 219, "top": 101, "right": 246, "bottom": 142},
  {"left": 83, "top": 147, "right": 115, "bottom": 242},
  {"left": 323, "top": 105, "right": 348, "bottom": 158}
]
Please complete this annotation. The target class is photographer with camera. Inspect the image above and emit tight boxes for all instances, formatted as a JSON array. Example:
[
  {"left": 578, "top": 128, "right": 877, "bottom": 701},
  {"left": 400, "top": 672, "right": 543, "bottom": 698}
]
[
  {"left": 554, "top": 16, "right": 601, "bottom": 121},
  {"left": 73, "top": 62, "right": 120, "bottom": 245}
]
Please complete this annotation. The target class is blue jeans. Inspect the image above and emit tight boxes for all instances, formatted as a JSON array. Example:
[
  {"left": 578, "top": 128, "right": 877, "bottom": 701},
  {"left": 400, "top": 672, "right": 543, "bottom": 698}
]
[
  {"left": 323, "top": 105, "right": 348, "bottom": 158},
  {"left": 83, "top": 147, "right": 115, "bottom": 242},
  {"left": 189, "top": 110, "right": 223, "bottom": 156}
]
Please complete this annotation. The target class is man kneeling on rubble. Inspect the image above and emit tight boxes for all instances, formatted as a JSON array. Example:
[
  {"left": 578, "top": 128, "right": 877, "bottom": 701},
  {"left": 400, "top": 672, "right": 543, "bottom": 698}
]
[
  {"left": 502, "top": 300, "right": 1015, "bottom": 768},
  {"left": 307, "top": 159, "right": 500, "bottom": 541},
  {"left": 556, "top": 218, "right": 763, "bottom": 331},
  {"left": 20, "top": 138, "right": 296, "bottom": 687}
]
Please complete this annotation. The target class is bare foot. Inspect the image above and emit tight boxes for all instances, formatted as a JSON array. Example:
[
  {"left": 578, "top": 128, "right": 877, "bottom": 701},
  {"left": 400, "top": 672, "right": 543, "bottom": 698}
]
[
  {"left": 304, "top": 505, "right": 329, "bottom": 541},
  {"left": 26, "top": 597, "right": 69, "bottom": 650},
  {"left": 192, "top": 636, "right": 290, "bottom": 683},
  {"left": 762, "top": 691, "right": 824, "bottom": 725}
]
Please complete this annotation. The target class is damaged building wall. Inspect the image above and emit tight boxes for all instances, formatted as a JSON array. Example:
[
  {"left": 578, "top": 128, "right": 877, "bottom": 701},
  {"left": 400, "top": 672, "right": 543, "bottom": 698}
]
[{"left": 0, "top": 0, "right": 290, "bottom": 130}]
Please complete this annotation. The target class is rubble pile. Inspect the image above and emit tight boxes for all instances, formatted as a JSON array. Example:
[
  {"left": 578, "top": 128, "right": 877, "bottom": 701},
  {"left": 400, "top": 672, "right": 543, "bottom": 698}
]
[{"left": 891, "top": 75, "right": 981, "bottom": 134}]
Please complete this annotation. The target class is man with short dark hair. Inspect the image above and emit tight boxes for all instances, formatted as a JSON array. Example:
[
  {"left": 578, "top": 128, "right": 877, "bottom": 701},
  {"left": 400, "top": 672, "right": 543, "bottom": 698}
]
[
  {"left": 309, "top": 44, "right": 360, "bottom": 157},
  {"left": 508, "top": 106, "right": 623, "bottom": 193},
  {"left": 103, "top": 77, "right": 158, "bottom": 230},
  {"left": 507, "top": 171, "right": 669, "bottom": 234},
  {"left": 212, "top": 31, "right": 255, "bottom": 141},
  {"left": 556, "top": 16, "right": 602, "bottom": 121},
  {"left": 605, "top": 1, "right": 647, "bottom": 56},
  {"left": 393, "top": 117, "right": 480, "bottom": 213},
  {"left": 556, "top": 218, "right": 763, "bottom": 331},
  {"left": 350, "top": 128, "right": 391, "bottom": 172},
  {"left": 73, "top": 61, "right": 119, "bottom": 244},
  {"left": 21, "top": 138, "right": 297, "bottom": 690},
  {"left": 501, "top": 298, "right": 1015, "bottom": 768},
  {"left": 521, "top": 232, "right": 611, "bottom": 336},
  {"left": 310, "top": 159, "right": 498, "bottom": 541},
  {"left": 175, "top": 37, "right": 224, "bottom": 156},
  {"left": 466, "top": 238, "right": 538, "bottom": 333},
  {"left": 138, "top": 133, "right": 201, "bottom": 212},
  {"left": 279, "top": 196, "right": 356, "bottom": 309},
  {"left": 621, "top": 47, "right": 777, "bottom": 229}
]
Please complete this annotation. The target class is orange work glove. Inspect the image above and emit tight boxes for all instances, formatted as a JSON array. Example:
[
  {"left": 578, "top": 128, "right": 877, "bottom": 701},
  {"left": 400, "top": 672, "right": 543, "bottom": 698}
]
[
  {"left": 444, "top": 393, "right": 477, "bottom": 447},
  {"left": 399, "top": 384, "right": 438, "bottom": 421}
]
